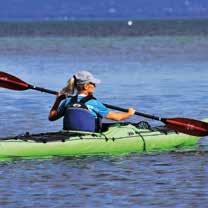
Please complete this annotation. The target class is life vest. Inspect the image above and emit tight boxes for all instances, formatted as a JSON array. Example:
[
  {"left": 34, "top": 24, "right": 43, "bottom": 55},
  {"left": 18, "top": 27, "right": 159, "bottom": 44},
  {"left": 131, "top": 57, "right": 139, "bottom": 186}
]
[{"left": 63, "top": 95, "right": 102, "bottom": 132}]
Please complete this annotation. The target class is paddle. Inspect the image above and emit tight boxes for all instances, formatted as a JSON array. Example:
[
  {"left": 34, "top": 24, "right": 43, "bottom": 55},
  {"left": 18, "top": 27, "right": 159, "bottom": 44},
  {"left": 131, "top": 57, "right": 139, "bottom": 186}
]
[
  {"left": 1, "top": 71, "right": 208, "bottom": 137},
  {"left": 0, "top": 71, "right": 57, "bottom": 95}
]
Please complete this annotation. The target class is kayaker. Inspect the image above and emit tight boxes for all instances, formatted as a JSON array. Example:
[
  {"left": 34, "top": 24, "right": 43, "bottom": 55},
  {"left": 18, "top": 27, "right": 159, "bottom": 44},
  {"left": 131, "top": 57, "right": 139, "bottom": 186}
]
[{"left": 48, "top": 71, "right": 135, "bottom": 132}]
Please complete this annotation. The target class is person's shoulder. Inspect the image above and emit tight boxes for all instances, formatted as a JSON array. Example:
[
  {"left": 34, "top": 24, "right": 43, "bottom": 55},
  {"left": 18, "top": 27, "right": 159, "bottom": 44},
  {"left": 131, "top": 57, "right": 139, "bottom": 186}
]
[
  {"left": 66, "top": 96, "right": 72, "bottom": 100},
  {"left": 88, "top": 98, "right": 104, "bottom": 106},
  {"left": 63, "top": 96, "right": 72, "bottom": 105}
]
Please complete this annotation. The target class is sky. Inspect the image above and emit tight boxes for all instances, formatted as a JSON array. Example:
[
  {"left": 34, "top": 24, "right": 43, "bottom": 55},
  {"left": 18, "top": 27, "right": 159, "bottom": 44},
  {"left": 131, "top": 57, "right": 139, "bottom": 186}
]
[{"left": 0, "top": 0, "right": 208, "bottom": 21}]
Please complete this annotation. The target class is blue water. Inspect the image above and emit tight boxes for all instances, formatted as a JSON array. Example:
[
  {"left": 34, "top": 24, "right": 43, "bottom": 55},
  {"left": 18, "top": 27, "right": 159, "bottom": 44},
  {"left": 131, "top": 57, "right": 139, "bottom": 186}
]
[{"left": 1, "top": 34, "right": 208, "bottom": 207}]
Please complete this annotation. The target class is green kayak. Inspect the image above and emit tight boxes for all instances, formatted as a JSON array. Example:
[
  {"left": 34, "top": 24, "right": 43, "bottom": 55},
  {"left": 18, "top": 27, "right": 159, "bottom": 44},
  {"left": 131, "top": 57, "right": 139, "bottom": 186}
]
[{"left": 0, "top": 122, "right": 201, "bottom": 158}]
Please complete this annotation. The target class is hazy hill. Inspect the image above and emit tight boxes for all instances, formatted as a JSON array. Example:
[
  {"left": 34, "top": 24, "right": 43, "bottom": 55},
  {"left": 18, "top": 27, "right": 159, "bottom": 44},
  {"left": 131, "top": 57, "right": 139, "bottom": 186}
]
[{"left": 0, "top": 0, "right": 208, "bottom": 20}]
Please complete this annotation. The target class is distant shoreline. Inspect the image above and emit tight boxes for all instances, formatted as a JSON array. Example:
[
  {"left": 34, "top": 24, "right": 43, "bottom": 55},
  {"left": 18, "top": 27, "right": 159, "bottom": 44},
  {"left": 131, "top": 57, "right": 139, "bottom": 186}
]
[{"left": 0, "top": 19, "right": 208, "bottom": 37}]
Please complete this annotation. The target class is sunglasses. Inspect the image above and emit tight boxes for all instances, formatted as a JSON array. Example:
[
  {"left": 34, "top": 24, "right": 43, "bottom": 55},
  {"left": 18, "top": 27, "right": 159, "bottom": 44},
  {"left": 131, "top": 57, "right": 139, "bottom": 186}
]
[{"left": 89, "top": 82, "right": 96, "bottom": 87}]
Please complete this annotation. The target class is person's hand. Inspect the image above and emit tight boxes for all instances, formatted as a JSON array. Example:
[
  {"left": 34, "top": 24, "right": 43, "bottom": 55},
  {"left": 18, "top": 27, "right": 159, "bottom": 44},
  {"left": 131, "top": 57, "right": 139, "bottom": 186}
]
[{"left": 128, "top": 108, "right": 136, "bottom": 116}]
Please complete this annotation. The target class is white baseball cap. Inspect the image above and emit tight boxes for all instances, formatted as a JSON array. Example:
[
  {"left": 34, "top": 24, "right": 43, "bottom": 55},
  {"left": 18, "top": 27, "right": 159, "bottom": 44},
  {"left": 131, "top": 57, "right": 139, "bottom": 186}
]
[{"left": 74, "top": 71, "right": 101, "bottom": 85}]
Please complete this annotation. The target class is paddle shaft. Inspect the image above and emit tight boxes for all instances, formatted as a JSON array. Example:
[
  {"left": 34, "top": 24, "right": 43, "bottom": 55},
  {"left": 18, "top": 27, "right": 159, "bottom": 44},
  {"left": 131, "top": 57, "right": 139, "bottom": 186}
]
[
  {"left": 28, "top": 84, "right": 58, "bottom": 95},
  {"left": 103, "top": 103, "right": 161, "bottom": 121},
  {"left": 28, "top": 83, "right": 161, "bottom": 120},
  {"left": 29, "top": 84, "right": 161, "bottom": 120}
]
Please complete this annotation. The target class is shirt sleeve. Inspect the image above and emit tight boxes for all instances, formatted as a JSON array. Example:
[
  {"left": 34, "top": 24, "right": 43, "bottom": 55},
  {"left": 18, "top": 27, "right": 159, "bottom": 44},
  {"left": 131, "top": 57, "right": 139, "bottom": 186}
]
[
  {"left": 86, "top": 99, "right": 110, "bottom": 118},
  {"left": 57, "top": 97, "right": 71, "bottom": 118},
  {"left": 56, "top": 100, "right": 66, "bottom": 118}
]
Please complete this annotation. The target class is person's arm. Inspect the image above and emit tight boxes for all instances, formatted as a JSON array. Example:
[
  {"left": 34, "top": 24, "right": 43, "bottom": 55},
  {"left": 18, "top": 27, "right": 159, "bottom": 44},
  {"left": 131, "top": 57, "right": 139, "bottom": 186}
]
[
  {"left": 48, "top": 94, "right": 66, "bottom": 121},
  {"left": 105, "top": 108, "right": 135, "bottom": 121},
  {"left": 86, "top": 99, "right": 135, "bottom": 121}
]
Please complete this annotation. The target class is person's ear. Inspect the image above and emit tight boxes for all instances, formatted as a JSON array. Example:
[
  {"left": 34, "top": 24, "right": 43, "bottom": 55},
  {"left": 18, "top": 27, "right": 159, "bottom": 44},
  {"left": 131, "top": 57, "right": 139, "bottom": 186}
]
[{"left": 83, "top": 83, "right": 89, "bottom": 90}]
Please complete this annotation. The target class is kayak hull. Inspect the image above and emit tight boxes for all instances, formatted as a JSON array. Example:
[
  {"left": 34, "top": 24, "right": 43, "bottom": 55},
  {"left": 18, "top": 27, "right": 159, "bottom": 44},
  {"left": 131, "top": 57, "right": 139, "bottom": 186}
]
[{"left": 0, "top": 124, "right": 200, "bottom": 158}]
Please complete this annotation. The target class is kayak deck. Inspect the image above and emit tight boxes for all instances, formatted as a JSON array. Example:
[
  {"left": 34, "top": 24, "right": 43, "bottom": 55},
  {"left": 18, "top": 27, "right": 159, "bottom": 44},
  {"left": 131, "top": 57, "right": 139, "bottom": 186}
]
[{"left": 0, "top": 123, "right": 200, "bottom": 158}]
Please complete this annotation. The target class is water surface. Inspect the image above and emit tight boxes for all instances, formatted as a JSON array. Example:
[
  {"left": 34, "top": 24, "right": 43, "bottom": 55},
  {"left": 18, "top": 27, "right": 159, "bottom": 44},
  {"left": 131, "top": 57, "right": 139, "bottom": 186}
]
[{"left": 0, "top": 22, "right": 208, "bottom": 207}]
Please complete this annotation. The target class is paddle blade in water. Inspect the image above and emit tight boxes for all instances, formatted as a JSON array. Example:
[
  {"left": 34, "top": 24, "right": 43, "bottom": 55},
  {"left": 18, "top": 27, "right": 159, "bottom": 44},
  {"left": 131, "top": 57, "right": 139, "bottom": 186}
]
[
  {"left": 0, "top": 71, "right": 29, "bottom": 91},
  {"left": 164, "top": 118, "right": 208, "bottom": 136}
]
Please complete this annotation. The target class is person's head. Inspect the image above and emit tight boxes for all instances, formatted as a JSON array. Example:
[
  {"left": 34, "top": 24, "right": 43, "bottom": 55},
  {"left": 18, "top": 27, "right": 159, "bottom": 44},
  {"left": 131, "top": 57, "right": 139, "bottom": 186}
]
[{"left": 61, "top": 71, "right": 101, "bottom": 95}]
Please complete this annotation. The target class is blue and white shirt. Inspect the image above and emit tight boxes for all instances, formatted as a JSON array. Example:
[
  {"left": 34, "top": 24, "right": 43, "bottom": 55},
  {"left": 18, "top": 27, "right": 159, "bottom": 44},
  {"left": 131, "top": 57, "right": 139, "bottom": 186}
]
[{"left": 57, "top": 95, "right": 110, "bottom": 118}]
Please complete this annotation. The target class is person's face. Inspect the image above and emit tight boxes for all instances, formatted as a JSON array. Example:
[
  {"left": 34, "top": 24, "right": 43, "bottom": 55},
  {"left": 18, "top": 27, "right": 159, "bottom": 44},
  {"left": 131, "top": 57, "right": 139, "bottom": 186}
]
[{"left": 84, "top": 82, "right": 96, "bottom": 94}]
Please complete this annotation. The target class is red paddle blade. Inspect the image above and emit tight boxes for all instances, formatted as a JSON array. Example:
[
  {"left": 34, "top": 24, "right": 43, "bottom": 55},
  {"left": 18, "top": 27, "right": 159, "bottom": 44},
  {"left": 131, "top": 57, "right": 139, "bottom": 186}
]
[
  {"left": 0, "top": 71, "right": 29, "bottom": 91},
  {"left": 164, "top": 117, "right": 208, "bottom": 136}
]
